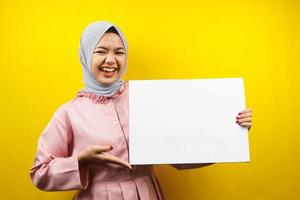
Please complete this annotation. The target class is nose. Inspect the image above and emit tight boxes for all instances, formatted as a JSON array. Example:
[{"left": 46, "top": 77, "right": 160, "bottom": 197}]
[{"left": 105, "top": 53, "right": 116, "bottom": 66}]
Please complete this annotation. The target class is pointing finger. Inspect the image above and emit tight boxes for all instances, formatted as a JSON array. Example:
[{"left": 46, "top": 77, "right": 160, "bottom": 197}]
[{"left": 94, "top": 145, "right": 113, "bottom": 154}]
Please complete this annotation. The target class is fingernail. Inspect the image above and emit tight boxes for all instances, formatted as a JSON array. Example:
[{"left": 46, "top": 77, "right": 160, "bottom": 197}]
[{"left": 110, "top": 145, "right": 113, "bottom": 150}]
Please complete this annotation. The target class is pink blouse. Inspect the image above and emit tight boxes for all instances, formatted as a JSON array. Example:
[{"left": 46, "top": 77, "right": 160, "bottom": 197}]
[{"left": 30, "top": 82, "right": 164, "bottom": 200}]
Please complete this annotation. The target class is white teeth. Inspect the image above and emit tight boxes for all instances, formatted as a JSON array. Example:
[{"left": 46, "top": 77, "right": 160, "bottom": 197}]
[{"left": 101, "top": 67, "right": 116, "bottom": 72}]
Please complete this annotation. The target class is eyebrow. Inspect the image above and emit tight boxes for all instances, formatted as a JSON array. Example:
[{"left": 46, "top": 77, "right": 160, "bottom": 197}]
[{"left": 95, "top": 46, "right": 125, "bottom": 51}]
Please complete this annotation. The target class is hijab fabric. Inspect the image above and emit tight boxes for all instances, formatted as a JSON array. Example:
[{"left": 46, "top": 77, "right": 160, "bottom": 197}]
[{"left": 79, "top": 21, "right": 128, "bottom": 96}]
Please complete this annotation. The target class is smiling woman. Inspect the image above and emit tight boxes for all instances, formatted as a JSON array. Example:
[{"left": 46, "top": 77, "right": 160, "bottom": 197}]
[{"left": 29, "top": 21, "right": 165, "bottom": 200}]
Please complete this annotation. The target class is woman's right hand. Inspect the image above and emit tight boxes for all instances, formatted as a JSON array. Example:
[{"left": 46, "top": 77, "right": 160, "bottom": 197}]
[{"left": 78, "top": 145, "right": 132, "bottom": 170}]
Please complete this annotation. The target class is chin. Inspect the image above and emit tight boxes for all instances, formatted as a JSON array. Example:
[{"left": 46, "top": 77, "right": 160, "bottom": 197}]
[{"left": 98, "top": 78, "right": 118, "bottom": 86}]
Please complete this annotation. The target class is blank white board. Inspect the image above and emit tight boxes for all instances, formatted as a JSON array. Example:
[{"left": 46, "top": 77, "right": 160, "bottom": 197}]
[{"left": 129, "top": 78, "right": 250, "bottom": 164}]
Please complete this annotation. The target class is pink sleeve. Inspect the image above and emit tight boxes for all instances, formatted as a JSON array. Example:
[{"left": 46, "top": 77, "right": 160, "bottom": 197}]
[{"left": 30, "top": 106, "right": 89, "bottom": 191}]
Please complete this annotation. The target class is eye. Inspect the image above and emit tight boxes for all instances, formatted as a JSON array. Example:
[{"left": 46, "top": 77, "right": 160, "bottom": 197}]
[
  {"left": 115, "top": 51, "right": 125, "bottom": 55},
  {"left": 93, "top": 51, "right": 106, "bottom": 54}
]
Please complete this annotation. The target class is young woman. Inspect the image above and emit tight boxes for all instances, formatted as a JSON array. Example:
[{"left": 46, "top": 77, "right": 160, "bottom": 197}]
[{"left": 30, "top": 21, "right": 252, "bottom": 200}]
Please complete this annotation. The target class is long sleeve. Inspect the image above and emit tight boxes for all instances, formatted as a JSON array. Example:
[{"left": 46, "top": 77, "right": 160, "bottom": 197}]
[{"left": 30, "top": 106, "right": 89, "bottom": 191}]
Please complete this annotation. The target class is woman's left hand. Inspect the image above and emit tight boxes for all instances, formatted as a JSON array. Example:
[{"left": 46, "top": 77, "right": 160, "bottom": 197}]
[{"left": 236, "top": 108, "right": 252, "bottom": 130}]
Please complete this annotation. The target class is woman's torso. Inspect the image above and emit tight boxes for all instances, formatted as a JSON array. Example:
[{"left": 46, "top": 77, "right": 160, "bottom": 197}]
[{"left": 64, "top": 82, "right": 163, "bottom": 200}]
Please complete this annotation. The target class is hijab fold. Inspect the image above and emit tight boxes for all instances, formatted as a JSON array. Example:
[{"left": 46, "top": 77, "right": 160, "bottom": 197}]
[{"left": 79, "top": 21, "right": 128, "bottom": 96}]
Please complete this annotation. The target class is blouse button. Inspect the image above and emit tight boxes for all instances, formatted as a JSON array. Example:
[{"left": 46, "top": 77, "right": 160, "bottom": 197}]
[{"left": 116, "top": 138, "right": 121, "bottom": 144}]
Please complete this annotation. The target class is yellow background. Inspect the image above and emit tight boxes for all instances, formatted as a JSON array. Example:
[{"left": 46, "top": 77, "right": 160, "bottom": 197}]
[{"left": 0, "top": 0, "right": 299, "bottom": 199}]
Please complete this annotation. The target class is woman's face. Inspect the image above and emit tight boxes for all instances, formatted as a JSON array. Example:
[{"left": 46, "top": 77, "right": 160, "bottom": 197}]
[{"left": 91, "top": 32, "right": 126, "bottom": 86}]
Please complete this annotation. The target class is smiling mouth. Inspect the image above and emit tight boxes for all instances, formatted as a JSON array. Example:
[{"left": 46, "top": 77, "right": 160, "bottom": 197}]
[{"left": 99, "top": 66, "right": 119, "bottom": 72}]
